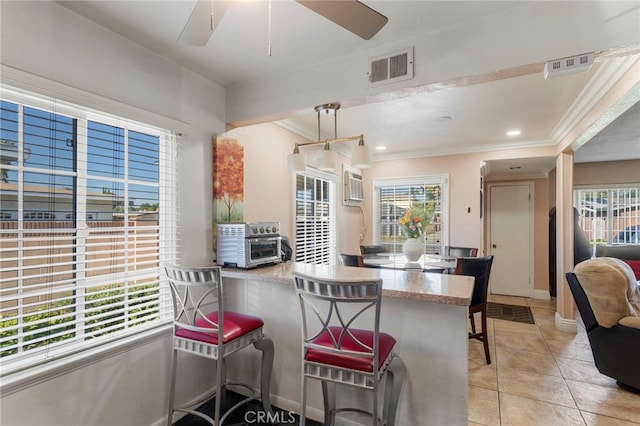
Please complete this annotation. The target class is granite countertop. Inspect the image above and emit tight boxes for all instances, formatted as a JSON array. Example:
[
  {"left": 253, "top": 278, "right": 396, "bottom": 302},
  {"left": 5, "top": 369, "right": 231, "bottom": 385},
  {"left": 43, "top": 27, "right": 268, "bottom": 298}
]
[{"left": 220, "top": 261, "right": 474, "bottom": 306}]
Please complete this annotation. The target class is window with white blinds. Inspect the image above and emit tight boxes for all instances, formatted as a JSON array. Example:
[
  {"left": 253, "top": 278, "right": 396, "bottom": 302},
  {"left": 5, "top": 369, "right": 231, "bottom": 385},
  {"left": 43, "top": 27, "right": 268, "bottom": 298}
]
[
  {"left": 294, "top": 171, "right": 336, "bottom": 264},
  {"left": 0, "top": 93, "right": 178, "bottom": 374},
  {"left": 373, "top": 175, "right": 448, "bottom": 254},
  {"left": 574, "top": 186, "right": 640, "bottom": 246}
]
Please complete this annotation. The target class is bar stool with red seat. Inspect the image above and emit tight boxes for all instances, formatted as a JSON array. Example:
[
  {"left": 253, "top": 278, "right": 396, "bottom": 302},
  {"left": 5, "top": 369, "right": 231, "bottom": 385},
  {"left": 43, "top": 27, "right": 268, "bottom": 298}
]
[
  {"left": 164, "top": 265, "right": 274, "bottom": 425},
  {"left": 293, "top": 271, "right": 406, "bottom": 426}
]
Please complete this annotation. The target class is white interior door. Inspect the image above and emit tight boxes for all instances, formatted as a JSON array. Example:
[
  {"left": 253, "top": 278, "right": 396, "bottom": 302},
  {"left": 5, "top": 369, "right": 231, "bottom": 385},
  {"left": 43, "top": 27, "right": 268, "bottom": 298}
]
[{"left": 488, "top": 183, "right": 533, "bottom": 297}]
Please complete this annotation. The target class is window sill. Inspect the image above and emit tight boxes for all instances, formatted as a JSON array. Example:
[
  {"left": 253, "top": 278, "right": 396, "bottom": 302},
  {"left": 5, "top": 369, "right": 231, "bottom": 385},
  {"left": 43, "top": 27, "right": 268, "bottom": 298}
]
[{"left": 0, "top": 322, "right": 172, "bottom": 396}]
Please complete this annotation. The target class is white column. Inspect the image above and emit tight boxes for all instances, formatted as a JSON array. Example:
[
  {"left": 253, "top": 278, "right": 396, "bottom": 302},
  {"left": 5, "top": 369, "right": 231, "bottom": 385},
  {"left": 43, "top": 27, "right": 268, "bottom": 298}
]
[{"left": 555, "top": 151, "right": 577, "bottom": 333}]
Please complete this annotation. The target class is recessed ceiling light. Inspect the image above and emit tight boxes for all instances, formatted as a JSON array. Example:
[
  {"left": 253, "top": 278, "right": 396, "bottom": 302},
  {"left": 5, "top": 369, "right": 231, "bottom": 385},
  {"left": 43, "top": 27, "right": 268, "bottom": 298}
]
[
  {"left": 506, "top": 130, "right": 521, "bottom": 137},
  {"left": 376, "top": 146, "right": 386, "bottom": 151}
]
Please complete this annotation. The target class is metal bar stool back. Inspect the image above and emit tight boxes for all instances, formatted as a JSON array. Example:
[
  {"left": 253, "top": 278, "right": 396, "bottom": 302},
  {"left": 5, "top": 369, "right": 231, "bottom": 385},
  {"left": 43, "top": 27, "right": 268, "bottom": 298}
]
[
  {"left": 293, "top": 271, "right": 406, "bottom": 426},
  {"left": 164, "top": 265, "right": 274, "bottom": 425}
]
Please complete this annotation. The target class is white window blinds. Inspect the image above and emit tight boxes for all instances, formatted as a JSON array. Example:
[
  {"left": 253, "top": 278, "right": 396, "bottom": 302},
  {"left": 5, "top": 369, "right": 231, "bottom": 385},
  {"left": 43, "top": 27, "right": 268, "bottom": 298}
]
[
  {"left": 0, "top": 93, "right": 178, "bottom": 374},
  {"left": 294, "top": 172, "right": 336, "bottom": 264},
  {"left": 374, "top": 176, "right": 448, "bottom": 254}
]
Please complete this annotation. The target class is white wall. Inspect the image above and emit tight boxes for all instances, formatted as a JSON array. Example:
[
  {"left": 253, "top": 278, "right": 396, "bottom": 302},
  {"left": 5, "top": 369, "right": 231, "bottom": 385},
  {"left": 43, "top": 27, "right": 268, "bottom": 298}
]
[
  {"left": 226, "top": 1, "right": 640, "bottom": 126},
  {"left": 0, "top": 2, "right": 224, "bottom": 425},
  {"left": 221, "top": 122, "right": 370, "bottom": 259}
]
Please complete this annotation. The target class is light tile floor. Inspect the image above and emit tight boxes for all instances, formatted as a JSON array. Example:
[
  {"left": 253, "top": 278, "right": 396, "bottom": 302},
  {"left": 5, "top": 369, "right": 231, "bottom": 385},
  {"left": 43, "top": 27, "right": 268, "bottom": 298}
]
[{"left": 468, "top": 294, "right": 640, "bottom": 426}]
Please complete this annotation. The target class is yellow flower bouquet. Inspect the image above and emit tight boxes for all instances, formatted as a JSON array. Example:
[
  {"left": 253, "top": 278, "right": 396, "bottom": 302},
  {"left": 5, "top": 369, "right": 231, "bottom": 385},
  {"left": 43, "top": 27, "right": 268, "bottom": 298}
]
[{"left": 398, "top": 207, "right": 431, "bottom": 239}]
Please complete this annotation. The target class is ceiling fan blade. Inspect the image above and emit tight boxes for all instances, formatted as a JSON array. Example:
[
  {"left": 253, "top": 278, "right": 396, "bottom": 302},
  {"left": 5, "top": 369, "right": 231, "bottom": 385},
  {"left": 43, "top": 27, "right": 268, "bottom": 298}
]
[
  {"left": 178, "top": 0, "right": 231, "bottom": 46},
  {"left": 295, "top": 0, "right": 388, "bottom": 40}
]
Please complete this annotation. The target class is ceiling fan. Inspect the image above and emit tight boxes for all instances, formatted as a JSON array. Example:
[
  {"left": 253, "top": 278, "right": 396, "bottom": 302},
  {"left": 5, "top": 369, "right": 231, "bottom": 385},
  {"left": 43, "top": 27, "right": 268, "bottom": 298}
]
[{"left": 178, "top": 0, "right": 388, "bottom": 46}]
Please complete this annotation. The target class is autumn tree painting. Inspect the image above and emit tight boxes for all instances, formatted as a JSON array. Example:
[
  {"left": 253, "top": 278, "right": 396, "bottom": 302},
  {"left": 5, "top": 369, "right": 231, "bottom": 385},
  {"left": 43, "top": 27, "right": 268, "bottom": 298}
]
[{"left": 213, "top": 137, "right": 244, "bottom": 222}]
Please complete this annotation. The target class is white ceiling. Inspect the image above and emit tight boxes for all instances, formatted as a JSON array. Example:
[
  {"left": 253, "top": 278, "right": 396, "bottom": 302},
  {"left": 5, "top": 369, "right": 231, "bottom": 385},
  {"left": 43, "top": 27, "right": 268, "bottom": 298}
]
[{"left": 56, "top": 0, "right": 640, "bottom": 178}]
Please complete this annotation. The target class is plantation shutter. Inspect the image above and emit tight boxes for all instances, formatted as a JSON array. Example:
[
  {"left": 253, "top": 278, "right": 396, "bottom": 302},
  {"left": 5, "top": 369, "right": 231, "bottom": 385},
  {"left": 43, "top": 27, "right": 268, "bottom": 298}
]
[
  {"left": 0, "top": 93, "right": 178, "bottom": 374},
  {"left": 294, "top": 172, "right": 336, "bottom": 264}
]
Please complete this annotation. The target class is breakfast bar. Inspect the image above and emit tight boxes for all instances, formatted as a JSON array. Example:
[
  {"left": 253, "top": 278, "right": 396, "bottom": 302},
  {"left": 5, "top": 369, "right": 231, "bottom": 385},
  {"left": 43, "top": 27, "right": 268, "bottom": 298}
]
[{"left": 220, "top": 261, "right": 475, "bottom": 425}]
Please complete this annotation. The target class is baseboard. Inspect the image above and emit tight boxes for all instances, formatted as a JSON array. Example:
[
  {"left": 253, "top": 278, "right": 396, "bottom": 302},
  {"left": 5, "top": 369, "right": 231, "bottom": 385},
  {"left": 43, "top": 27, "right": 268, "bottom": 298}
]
[
  {"left": 555, "top": 312, "right": 577, "bottom": 333},
  {"left": 150, "top": 417, "right": 170, "bottom": 426},
  {"left": 156, "top": 389, "right": 380, "bottom": 426},
  {"left": 533, "top": 289, "right": 551, "bottom": 300},
  {"left": 269, "top": 394, "right": 322, "bottom": 422},
  {"left": 233, "top": 388, "right": 324, "bottom": 424}
]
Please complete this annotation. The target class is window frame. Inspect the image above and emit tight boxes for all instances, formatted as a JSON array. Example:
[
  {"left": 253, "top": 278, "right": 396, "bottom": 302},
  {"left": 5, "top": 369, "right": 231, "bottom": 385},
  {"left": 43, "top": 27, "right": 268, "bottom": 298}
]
[
  {"left": 292, "top": 168, "right": 337, "bottom": 265},
  {"left": 0, "top": 84, "right": 179, "bottom": 386},
  {"left": 372, "top": 174, "right": 449, "bottom": 254},
  {"left": 574, "top": 184, "right": 640, "bottom": 246}
]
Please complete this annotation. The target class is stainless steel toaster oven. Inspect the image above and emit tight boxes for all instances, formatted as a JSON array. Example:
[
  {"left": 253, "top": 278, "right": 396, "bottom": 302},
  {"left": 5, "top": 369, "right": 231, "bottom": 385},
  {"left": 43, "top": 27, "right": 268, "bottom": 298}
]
[{"left": 217, "top": 222, "right": 282, "bottom": 269}]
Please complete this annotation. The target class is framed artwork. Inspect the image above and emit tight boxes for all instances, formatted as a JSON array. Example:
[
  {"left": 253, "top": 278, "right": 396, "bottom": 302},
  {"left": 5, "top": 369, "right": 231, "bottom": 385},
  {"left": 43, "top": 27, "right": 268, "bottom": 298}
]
[{"left": 213, "top": 136, "right": 244, "bottom": 223}]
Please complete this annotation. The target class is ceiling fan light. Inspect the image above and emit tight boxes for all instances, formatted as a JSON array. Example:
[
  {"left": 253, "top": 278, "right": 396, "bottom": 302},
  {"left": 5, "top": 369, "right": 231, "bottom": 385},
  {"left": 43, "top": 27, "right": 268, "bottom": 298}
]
[
  {"left": 351, "top": 138, "right": 373, "bottom": 169},
  {"left": 318, "top": 146, "right": 337, "bottom": 172},
  {"left": 288, "top": 151, "right": 307, "bottom": 172}
]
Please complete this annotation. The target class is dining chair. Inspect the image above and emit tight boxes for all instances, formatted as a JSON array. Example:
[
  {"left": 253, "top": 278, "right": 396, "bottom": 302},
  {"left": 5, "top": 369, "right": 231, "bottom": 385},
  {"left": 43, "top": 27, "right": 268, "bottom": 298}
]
[
  {"left": 455, "top": 256, "right": 494, "bottom": 364},
  {"left": 339, "top": 253, "right": 365, "bottom": 267},
  {"left": 164, "top": 265, "right": 274, "bottom": 425},
  {"left": 292, "top": 271, "right": 406, "bottom": 426},
  {"left": 442, "top": 246, "right": 479, "bottom": 273},
  {"left": 359, "top": 244, "right": 388, "bottom": 258},
  {"left": 445, "top": 246, "right": 479, "bottom": 258}
]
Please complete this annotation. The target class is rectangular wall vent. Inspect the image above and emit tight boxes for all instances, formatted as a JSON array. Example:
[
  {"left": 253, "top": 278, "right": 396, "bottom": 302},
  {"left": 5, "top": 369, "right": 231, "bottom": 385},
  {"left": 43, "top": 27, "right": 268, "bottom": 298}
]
[
  {"left": 368, "top": 47, "right": 414, "bottom": 87},
  {"left": 370, "top": 58, "right": 389, "bottom": 83},
  {"left": 543, "top": 52, "right": 594, "bottom": 79}
]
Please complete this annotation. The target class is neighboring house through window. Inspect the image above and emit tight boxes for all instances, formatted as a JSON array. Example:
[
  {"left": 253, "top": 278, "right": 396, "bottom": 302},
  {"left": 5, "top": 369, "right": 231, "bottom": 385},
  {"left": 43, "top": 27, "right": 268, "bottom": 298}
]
[{"left": 0, "top": 89, "right": 178, "bottom": 376}]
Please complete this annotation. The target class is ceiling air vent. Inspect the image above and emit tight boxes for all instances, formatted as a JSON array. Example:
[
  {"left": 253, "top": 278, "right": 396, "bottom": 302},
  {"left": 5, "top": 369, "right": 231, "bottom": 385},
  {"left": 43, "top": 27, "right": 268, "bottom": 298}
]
[
  {"left": 543, "top": 52, "right": 594, "bottom": 79},
  {"left": 368, "top": 47, "right": 414, "bottom": 87}
]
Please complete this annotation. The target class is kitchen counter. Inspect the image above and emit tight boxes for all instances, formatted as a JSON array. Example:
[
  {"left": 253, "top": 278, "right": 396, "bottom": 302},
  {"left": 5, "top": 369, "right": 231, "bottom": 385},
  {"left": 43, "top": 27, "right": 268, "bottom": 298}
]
[
  {"left": 220, "top": 261, "right": 474, "bottom": 305},
  {"left": 220, "top": 261, "right": 475, "bottom": 425}
]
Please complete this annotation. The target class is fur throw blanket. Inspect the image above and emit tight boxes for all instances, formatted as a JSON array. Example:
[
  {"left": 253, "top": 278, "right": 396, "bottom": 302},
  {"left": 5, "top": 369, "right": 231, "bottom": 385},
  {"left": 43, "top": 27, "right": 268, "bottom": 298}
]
[{"left": 574, "top": 257, "right": 640, "bottom": 329}]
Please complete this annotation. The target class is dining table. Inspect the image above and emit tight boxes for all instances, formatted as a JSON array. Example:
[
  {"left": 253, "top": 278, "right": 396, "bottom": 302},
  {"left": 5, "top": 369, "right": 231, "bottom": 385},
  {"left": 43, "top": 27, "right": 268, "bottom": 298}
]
[{"left": 362, "top": 252, "right": 457, "bottom": 272}]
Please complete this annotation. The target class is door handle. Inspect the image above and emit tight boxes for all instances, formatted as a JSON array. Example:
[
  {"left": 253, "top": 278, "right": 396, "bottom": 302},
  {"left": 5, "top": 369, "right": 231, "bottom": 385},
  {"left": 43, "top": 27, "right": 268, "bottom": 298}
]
[{"left": 492, "top": 244, "right": 497, "bottom": 249}]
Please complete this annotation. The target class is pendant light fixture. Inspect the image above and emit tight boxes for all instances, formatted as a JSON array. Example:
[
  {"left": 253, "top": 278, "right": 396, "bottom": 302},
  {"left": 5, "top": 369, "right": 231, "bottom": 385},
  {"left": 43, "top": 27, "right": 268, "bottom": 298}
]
[
  {"left": 287, "top": 102, "right": 373, "bottom": 173},
  {"left": 351, "top": 138, "right": 373, "bottom": 169}
]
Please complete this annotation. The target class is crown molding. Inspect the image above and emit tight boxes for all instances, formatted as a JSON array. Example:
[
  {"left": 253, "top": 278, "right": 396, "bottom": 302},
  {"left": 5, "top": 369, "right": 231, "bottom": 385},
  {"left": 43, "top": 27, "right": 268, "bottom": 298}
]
[{"left": 550, "top": 54, "right": 640, "bottom": 144}]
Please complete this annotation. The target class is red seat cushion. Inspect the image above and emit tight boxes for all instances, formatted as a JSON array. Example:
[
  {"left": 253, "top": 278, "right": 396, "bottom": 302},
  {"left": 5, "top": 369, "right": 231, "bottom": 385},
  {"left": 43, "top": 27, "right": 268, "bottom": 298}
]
[
  {"left": 175, "top": 311, "right": 263, "bottom": 345},
  {"left": 305, "top": 326, "right": 396, "bottom": 372},
  {"left": 623, "top": 260, "right": 640, "bottom": 280}
]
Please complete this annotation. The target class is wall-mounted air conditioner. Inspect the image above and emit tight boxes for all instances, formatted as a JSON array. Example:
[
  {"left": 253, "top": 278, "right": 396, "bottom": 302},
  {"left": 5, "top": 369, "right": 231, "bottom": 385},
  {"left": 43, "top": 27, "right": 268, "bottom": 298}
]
[{"left": 343, "top": 166, "right": 364, "bottom": 206}]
